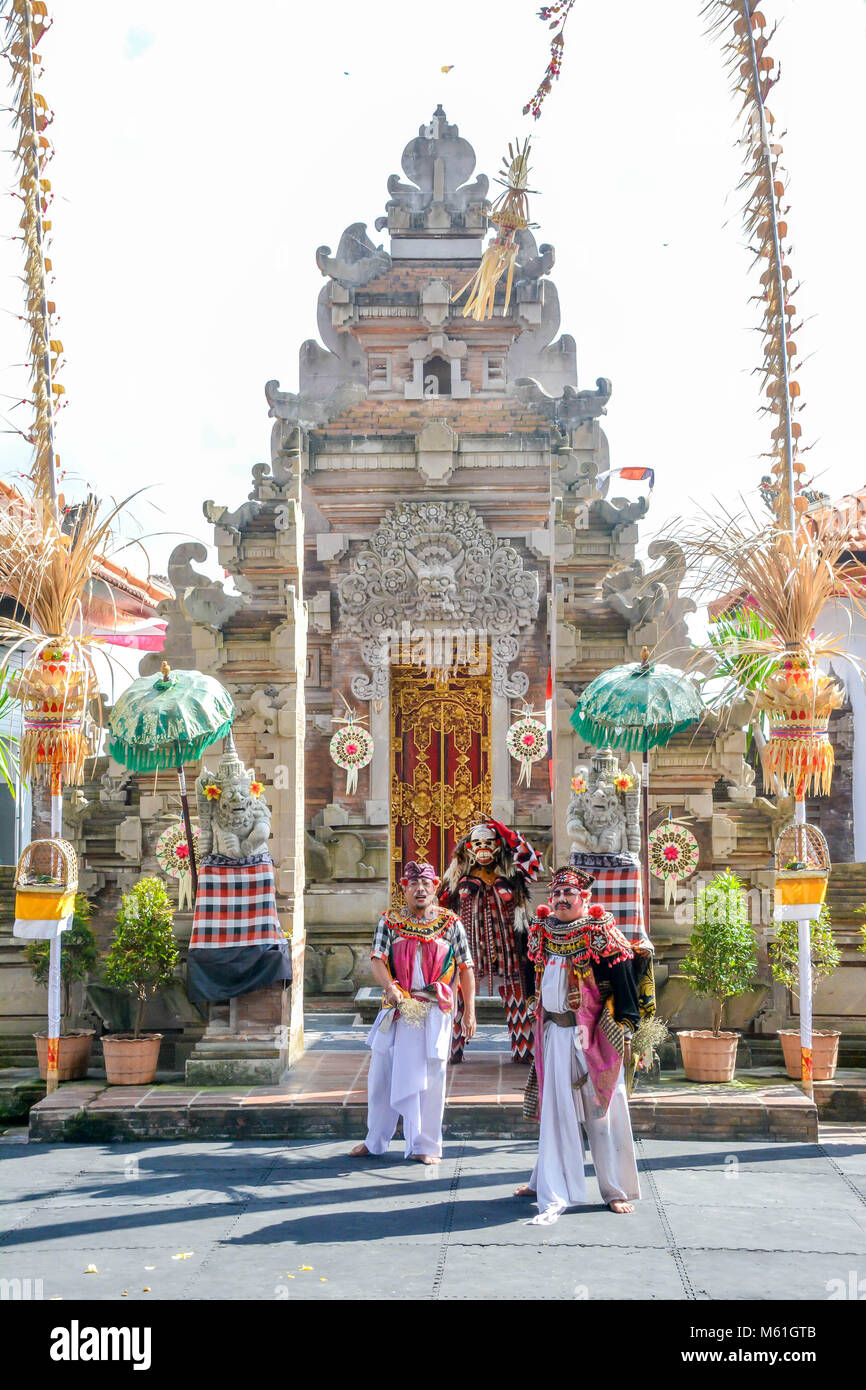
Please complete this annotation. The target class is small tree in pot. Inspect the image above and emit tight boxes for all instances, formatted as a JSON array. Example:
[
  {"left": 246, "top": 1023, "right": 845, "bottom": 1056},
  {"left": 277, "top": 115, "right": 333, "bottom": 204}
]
[
  {"left": 25, "top": 895, "right": 98, "bottom": 1081},
  {"left": 679, "top": 869, "right": 758, "bottom": 1081},
  {"left": 101, "top": 876, "right": 178, "bottom": 1085},
  {"left": 770, "top": 906, "right": 841, "bottom": 1080}
]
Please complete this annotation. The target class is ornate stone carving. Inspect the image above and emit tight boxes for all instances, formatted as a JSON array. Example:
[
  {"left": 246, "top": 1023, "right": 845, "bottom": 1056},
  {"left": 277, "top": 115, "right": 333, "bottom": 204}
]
[
  {"left": 491, "top": 636, "right": 529, "bottom": 699},
  {"left": 315, "top": 222, "right": 391, "bottom": 287},
  {"left": 264, "top": 378, "right": 366, "bottom": 433},
  {"left": 337, "top": 501, "right": 539, "bottom": 640},
  {"left": 375, "top": 106, "right": 489, "bottom": 235}
]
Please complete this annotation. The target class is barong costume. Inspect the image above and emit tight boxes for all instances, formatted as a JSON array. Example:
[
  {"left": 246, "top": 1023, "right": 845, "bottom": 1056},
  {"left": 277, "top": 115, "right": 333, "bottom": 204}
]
[
  {"left": 364, "top": 903, "right": 473, "bottom": 1159},
  {"left": 441, "top": 820, "right": 539, "bottom": 1064},
  {"left": 524, "top": 867, "right": 641, "bottom": 1224}
]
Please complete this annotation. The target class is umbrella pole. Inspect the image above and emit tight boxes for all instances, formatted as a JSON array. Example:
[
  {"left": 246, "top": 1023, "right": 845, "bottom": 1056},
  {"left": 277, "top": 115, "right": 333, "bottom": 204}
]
[
  {"left": 177, "top": 765, "right": 198, "bottom": 902},
  {"left": 642, "top": 736, "right": 651, "bottom": 938},
  {"left": 46, "top": 770, "right": 63, "bottom": 1094}
]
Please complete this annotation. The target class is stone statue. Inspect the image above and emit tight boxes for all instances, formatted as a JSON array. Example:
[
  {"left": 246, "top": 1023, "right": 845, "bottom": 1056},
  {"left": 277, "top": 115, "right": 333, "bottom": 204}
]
[
  {"left": 566, "top": 747, "right": 641, "bottom": 864},
  {"left": 187, "top": 730, "right": 289, "bottom": 1008},
  {"left": 196, "top": 734, "right": 271, "bottom": 860}
]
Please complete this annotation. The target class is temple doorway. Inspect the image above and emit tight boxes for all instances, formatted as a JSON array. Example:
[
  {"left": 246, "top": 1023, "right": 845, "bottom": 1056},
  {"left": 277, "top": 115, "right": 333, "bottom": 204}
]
[{"left": 390, "top": 666, "right": 491, "bottom": 891}]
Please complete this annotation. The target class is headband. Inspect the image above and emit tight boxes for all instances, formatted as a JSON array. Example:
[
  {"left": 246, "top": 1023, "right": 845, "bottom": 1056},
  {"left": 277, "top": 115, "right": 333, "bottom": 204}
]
[
  {"left": 401, "top": 860, "right": 439, "bottom": 885},
  {"left": 550, "top": 864, "right": 595, "bottom": 892}
]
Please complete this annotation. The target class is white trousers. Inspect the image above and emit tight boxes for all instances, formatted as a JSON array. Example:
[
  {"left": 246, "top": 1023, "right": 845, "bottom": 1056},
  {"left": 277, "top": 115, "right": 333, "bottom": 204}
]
[
  {"left": 529, "top": 1021, "right": 641, "bottom": 1224},
  {"left": 364, "top": 1031, "right": 448, "bottom": 1158}
]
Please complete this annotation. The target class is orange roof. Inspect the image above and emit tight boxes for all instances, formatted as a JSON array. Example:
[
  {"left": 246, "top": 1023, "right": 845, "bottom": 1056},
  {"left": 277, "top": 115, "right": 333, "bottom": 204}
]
[{"left": 0, "top": 480, "right": 170, "bottom": 617}]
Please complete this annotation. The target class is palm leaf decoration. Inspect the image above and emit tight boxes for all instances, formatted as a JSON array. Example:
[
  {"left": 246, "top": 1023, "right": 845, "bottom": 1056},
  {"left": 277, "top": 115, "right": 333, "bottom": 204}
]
[{"left": 703, "top": 0, "right": 808, "bottom": 527}]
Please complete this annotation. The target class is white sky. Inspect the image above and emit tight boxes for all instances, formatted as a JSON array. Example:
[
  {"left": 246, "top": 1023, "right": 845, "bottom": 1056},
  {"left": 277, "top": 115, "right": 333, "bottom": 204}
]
[{"left": 1, "top": 0, "right": 864, "bottom": 593}]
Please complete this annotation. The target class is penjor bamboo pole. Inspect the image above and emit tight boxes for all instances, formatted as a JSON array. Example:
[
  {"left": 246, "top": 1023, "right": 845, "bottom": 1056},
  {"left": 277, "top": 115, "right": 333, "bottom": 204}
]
[
  {"left": 21, "top": 0, "right": 64, "bottom": 1092},
  {"left": 743, "top": 1, "right": 808, "bottom": 1096},
  {"left": 642, "top": 733, "right": 651, "bottom": 939},
  {"left": 45, "top": 768, "right": 62, "bottom": 1093},
  {"left": 21, "top": 0, "right": 58, "bottom": 514},
  {"left": 794, "top": 797, "right": 813, "bottom": 1099}
]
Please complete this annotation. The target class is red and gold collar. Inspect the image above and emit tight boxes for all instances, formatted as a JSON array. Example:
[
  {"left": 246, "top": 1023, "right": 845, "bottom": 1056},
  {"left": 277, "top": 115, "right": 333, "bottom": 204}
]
[{"left": 385, "top": 907, "right": 455, "bottom": 941}]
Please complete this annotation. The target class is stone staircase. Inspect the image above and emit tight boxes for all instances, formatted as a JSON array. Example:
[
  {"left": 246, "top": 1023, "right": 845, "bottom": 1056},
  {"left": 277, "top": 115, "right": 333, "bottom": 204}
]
[{"left": 824, "top": 863, "right": 866, "bottom": 926}]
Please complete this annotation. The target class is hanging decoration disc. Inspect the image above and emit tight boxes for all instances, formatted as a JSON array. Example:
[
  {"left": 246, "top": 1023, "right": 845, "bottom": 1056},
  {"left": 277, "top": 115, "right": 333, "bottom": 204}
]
[
  {"left": 506, "top": 715, "right": 546, "bottom": 788},
  {"left": 648, "top": 821, "right": 699, "bottom": 908}
]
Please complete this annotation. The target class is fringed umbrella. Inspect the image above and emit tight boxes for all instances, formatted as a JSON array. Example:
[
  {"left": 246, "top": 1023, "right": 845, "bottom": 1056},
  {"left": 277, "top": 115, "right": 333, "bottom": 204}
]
[
  {"left": 108, "top": 662, "right": 234, "bottom": 900},
  {"left": 570, "top": 647, "right": 704, "bottom": 932}
]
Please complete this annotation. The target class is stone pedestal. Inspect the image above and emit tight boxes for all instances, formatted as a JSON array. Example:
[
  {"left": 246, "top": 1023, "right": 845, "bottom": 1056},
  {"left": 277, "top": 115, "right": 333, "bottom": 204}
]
[{"left": 184, "top": 983, "right": 289, "bottom": 1085}]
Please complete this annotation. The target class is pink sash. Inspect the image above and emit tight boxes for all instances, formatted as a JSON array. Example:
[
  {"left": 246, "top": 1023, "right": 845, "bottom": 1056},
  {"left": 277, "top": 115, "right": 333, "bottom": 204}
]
[
  {"left": 391, "top": 935, "right": 454, "bottom": 1013},
  {"left": 534, "top": 968, "right": 622, "bottom": 1115}
]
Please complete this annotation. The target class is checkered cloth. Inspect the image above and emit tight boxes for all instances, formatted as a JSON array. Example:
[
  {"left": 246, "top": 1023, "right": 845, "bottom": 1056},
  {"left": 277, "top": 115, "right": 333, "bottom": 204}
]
[
  {"left": 588, "top": 864, "right": 651, "bottom": 950},
  {"left": 189, "top": 856, "right": 284, "bottom": 949}
]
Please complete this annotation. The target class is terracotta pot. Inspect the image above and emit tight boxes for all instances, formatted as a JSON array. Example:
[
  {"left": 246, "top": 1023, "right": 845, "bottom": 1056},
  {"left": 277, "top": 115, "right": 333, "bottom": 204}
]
[
  {"left": 102, "top": 1033, "right": 162, "bottom": 1086},
  {"left": 677, "top": 1029, "right": 739, "bottom": 1083},
  {"left": 778, "top": 1029, "right": 840, "bottom": 1082},
  {"left": 33, "top": 1030, "right": 95, "bottom": 1082}
]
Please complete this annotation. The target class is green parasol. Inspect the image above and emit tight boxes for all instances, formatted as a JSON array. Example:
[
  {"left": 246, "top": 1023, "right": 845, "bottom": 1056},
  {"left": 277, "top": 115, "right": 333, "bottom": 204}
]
[
  {"left": 108, "top": 661, "right": 235, "bottom": 900},
  {"left": 570, "top": 647, "right": 703, "bottom": 932}
]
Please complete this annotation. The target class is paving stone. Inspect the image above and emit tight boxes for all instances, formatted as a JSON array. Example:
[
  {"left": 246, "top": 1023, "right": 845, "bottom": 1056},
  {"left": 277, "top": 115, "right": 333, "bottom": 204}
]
[
  {"left": 682, "top": 1247, "right": 866, "bottom": 1302},
  {"left": 1, "top": 1202, "right": 245, "bottom": 1252},
  {"left": 437, "top": 1243, "right": 687, "bottom": 1300},
  {"left": 663, "top": 1199, "right": 866, "bottom": 1254}
]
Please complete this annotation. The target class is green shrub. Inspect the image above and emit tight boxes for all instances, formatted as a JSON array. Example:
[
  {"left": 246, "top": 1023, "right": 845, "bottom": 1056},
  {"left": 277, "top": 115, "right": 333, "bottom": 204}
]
[
  {"left": 25, "top": 895, "right": 97, "bottom": 1033},
  {"left": 682, "top": 869, "right": 758, "bottom": 1035},
  {"left": 770, "top": 906, "right": 840, "bottom": 1001},
  {"left": 102, "top": 877, "right": 178, "bottom": 1038}
]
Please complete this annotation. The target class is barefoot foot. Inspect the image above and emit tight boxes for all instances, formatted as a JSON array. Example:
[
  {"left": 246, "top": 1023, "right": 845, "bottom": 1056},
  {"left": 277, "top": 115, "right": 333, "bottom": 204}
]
[
  {"left": 349, "top": 1143, "right": 371, "bottom": 1157},
  {"left": 608, "top": 1199, "right": 635, "bottom": 1214},
  {"left": 411, "top": 1153, "right": 440, "bottom": 1165},
  {"left": 514, "top": 1183, "right": 536, "bottom": 1198}
]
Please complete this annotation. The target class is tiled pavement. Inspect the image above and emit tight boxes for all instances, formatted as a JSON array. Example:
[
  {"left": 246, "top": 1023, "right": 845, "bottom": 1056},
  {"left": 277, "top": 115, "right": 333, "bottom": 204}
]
[{"left": 1, "top": 1127, "right": 865, "bottom": 1301}]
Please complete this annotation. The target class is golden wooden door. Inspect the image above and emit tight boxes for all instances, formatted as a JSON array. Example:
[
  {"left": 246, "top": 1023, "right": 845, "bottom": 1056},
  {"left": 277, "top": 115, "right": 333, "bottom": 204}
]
[{"left": 390, "top": 668, "right": 491, "bottom": 885}]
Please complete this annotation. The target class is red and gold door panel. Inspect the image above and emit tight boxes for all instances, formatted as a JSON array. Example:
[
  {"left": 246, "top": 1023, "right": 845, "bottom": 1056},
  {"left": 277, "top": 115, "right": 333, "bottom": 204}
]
[{"left": 390, "top": 668, "right": 491, "bottom": 888}]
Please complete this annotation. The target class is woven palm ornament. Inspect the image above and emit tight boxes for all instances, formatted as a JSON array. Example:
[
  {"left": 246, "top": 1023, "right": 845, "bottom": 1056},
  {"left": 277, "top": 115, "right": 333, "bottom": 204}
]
[
  {"left": 757, "top": 654, "right": 843, "bottom": 798},
  {"left": 456, "top": 137, "right": 536, "bottom": 320},
  {"left": 155, "top": 821, "right": 200, "bottom": 911},
  {"left": 648, "top": 821, "right": 699, "bottom": 909},
  {"left": 506, "top": 714, "right": 546, "bottom": 787},
  {"left": 13, "top": 640, "right": 95, "bottom": 785},
  {"left": 330, "top": 722, "right": 374, "bottom": 795}
]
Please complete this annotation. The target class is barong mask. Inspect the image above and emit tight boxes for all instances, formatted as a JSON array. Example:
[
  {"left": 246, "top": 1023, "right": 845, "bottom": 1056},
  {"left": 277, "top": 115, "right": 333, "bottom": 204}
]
[{"left": 467, "top": 823, "right": 499, "bottom": 867}]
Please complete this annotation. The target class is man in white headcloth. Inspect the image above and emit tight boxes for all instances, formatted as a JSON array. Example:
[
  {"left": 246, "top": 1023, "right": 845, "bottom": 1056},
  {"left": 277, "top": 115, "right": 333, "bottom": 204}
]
[
  {"left": 349, "top": 860, "right": 476, "bottom": 1165},
  {"left": 515, "top": 865, "right": 641, "bottom": 1222}
]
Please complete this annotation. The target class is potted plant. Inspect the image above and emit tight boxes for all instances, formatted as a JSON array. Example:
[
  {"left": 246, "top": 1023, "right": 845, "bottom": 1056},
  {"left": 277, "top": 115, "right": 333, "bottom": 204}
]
[
  {"left": 101, "top": 876, "right": 178, "bottom": 1085},
  {"left": 25, "top": 894, "right": 98, "bottom": 1081},
  {"left": 678, "top": 869, "right": 758, "bottom": 1082},
  {"left": 770, "top": 906, "right": 841, "bottom": 1080}
]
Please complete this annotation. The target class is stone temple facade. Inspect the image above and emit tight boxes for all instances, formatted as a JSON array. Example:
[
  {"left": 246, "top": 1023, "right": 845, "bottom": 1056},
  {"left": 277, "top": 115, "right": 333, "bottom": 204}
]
[{"left": 6, "top": 108, "right": 863, "bottom": 1071}]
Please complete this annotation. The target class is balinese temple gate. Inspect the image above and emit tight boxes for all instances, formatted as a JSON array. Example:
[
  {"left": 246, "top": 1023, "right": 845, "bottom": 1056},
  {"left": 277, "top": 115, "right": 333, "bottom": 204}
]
[{"left": 19, "top": 108, "right": 852, "bottom": 1077}]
